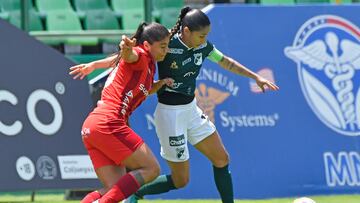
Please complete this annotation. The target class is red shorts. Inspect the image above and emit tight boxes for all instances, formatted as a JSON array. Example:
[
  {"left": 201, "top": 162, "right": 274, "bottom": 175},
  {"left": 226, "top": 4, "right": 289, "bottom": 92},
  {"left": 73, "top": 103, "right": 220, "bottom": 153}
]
[{"left": 81, "top": 113, "right": 144, "bottom": 169}]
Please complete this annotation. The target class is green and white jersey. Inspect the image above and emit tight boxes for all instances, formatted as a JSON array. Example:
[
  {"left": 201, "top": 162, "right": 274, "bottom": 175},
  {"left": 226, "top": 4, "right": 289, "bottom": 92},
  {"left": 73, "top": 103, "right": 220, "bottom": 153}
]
[{"left": 157, "top": 33, "right": 215, "bottom": 105}]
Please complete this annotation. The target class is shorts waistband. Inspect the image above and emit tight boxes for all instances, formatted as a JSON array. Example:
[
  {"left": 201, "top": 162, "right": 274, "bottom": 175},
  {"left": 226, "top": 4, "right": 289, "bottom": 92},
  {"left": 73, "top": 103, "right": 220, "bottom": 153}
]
[{"left": 157, "top": 98, "right": 196, "bottom": 109}]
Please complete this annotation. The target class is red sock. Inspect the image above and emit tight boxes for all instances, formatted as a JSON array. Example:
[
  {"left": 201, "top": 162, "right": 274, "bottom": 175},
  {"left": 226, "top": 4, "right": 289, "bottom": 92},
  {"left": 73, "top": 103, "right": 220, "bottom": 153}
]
[
  {"left": 81, "top": 191, "right": 102, "bottom": 203},
  {"left": 99, "top": 173, "right": 140, "bottom": 203}
]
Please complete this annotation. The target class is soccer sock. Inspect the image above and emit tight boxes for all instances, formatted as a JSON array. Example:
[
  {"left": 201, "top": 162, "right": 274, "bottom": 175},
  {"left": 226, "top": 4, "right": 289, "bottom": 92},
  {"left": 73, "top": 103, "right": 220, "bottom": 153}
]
[
  {"left": 213, "top": 164, "right": 234, "bottom": 203},
  {"left": 135, "top": 175, "right": 176, "bottom": 198},
  {"left": 81, "top": 191, "right": 102, "bottom": 203},
  {"left": 99, "top": 173, "right": 140, "bottom": 203}
]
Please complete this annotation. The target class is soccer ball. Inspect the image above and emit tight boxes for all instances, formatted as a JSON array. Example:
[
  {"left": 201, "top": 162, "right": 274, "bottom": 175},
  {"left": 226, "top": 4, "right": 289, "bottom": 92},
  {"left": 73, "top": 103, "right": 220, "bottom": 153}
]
[{"left": 293, "top": 197, "right": 316, "bottom": 203}]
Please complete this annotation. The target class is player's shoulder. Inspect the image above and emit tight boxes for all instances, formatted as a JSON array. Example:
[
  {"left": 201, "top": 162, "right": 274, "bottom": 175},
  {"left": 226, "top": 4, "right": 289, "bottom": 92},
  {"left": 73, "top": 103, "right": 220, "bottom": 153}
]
[
  {"left": 133, "top": 46, "right": 147, "bottom": 55},
  {"left": 133, "top": 46, "right": 152, "bottom": 62},
  {"left": 194, "top": 41, "right": 214, "bottom": 54},
  {"left": 194, "top": 42, "right": 209, "bottom": 51},
  {"left": 169, "top": 34, "right": 181, "bottom": 46}
]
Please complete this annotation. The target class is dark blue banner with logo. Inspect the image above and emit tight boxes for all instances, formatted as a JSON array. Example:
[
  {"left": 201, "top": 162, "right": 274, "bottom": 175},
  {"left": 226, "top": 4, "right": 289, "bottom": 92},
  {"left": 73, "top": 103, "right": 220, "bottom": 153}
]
[
  {"left": 0, "top": 20, "right": 99, "bottom": 190},
  {"left": 130, "top": 4, "right": 360, "bottom": 199}
]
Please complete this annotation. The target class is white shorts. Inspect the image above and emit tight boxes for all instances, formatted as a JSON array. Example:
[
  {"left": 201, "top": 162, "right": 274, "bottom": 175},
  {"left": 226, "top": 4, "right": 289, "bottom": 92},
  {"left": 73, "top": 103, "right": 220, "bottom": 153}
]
[{"left": 154, "top": 99, "right": 216, "bottom": 162}]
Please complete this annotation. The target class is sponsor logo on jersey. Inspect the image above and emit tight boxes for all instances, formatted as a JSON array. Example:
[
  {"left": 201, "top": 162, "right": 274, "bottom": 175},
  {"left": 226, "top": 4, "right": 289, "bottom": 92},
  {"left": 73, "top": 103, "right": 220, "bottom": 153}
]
[
  {"left": 170, "top": 61, "right": 178, "bottom": 69},
  {"left": 168, "top": 48, "right": 184, "bottom": 54},
  {"left": 126, "top": 90, "right": 133, "bottom": 98},
  {"left": 120, "top": 90, "right": 133, "bottom": 115},
  {"left": 284, "top": 15, "right": 360, "bottom": 136},
  {"left": 169, "top": 134, "right": 185, "bottom": 146},
  {"left": 184, "top": 71, "right": 196, "bottom": 78},
  {"left": 182, "top": 57, "right": 192, "bottom": 66},
  {"left": 139, "top": 83, "right": 149, "bottom": 96},
  {"left": 172, "top": 82, "right": 183, "bottom": 89},
  {"left": 120, "top": 83, "right": 148, "bottom": 116}
]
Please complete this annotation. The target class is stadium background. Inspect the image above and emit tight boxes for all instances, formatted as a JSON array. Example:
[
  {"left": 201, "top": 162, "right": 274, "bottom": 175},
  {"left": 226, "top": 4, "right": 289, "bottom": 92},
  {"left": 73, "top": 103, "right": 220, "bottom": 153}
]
[{"left": 0, "top": 0, "right": 360, "bottom": 202}]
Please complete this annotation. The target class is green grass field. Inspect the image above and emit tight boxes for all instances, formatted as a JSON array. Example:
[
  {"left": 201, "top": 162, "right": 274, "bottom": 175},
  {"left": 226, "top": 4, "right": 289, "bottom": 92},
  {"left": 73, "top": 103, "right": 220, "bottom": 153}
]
[{"left": 0, "top": 192, "right": 360, "bottom": 203}]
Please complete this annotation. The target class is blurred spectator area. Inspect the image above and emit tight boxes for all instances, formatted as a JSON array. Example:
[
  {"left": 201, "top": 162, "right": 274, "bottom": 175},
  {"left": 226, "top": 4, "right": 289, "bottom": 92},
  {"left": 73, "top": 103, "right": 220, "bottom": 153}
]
[
  {"left": 0, "top": 0, "right": 358, "bottom": 83},
  {"left": 0, "top": 0, "right": 358, "bottom": 53},
  {"left": 0, "top": 0, "right": 186, "bottom": 53}
]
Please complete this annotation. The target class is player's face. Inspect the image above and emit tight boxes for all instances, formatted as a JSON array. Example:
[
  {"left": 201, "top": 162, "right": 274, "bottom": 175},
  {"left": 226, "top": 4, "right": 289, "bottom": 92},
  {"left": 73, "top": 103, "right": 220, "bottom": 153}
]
[
  {"left": 148, "top": 36, "right": 170, "bottom": 61},
  {"left": 189, "top": 25, "right": 211, "bottom": 48}
]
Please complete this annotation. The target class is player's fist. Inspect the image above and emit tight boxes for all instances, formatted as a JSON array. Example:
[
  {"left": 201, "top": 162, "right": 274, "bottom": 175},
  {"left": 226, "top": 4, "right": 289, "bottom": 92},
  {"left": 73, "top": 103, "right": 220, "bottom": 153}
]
[
  {"left": 119, "top": 35, "right": 136, "bottom": 51},
  {"left": 163, "top": 78, "right": 175, "bottom": 88}
]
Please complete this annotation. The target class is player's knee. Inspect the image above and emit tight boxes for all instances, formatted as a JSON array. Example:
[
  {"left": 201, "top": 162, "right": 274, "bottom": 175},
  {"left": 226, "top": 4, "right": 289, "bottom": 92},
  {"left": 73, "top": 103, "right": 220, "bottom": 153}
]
[
  {"left": 103, "top": 182, "right": 114, "bottom": 192},
  {"left": 173, "top": 175, "right": 189, "bottom": 188},
  {"left": 101, "top": 178, "right": 119, "bottom": 192},
  {"left": 153, "top": 163, "right": 161, "bottom": 178},
  {"left": 212, "top": 151, "right": 230, "bottom": 168},
  {"left": 147, "top": 162, "right": 161, "bottom": 181}
]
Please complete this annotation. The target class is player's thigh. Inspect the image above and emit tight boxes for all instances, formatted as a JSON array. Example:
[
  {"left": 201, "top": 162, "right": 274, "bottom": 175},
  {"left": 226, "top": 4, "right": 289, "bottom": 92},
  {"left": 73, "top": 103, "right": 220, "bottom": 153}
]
[
  {"left": 187, "top": 104, "right": 216, "bottom": 147},
  {"left": 187, "top": 104, "right": 228, "bottom": 166},
  {"left": 154, "top": 104, "right": 189, "bottom": 162},
  {"left": 121, "top": 143, "right": 160, "bottom": 172},
  {"left": 194, "top": 131, "right": 229, "bottom": 167}
]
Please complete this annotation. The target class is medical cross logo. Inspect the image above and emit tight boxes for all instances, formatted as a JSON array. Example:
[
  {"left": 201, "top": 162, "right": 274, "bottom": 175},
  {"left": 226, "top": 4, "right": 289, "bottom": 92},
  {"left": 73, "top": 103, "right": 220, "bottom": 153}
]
[{"left": 285, "top": 15, "right": 360, "bottom": 136}]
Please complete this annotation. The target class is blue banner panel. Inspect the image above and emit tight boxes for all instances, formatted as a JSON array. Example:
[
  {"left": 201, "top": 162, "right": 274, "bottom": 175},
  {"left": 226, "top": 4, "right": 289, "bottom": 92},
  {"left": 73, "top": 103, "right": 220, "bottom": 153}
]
[
  {"left": 129, "top": 5, "right": 360, "bottom": 199},
  {"left": 0, "top": 20, "right": 100, "bottom": 191}
]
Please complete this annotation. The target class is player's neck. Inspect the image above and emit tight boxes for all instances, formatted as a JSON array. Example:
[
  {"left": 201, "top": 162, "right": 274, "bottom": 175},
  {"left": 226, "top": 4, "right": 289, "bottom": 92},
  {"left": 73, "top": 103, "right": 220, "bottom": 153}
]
[{"left": 179, "top": 34, "right": 193, "bottom": 48}]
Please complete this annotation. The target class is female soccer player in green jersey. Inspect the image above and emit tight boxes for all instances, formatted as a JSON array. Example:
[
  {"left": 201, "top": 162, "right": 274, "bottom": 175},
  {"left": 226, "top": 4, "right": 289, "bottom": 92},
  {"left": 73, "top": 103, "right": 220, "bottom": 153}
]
[{"left": 124, "top": 7, "right": 279, "bottom": 203}]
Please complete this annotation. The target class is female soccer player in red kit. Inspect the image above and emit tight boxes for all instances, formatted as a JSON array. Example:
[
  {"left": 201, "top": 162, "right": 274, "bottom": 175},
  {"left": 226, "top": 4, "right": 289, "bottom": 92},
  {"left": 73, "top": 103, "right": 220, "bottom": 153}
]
[{"left": 69, "top": 22, "right": 173, "bottom": 203}]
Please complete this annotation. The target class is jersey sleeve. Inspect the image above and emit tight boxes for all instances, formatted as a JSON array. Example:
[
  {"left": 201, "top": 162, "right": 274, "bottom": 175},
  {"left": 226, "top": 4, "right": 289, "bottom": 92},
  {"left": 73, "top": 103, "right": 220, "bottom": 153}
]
[
  {"left": 122, "top": 47, "right": 148, "bottom": 71},
  {"left": 203, "top": 41, "right": 215, "bottom": 57}
]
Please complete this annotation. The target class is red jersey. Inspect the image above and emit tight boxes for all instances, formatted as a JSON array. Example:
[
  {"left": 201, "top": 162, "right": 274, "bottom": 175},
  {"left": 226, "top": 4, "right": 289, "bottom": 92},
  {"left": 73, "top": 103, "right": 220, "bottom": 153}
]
[{"left": 94, "top": 46, "right": 155, "bottom": 121}]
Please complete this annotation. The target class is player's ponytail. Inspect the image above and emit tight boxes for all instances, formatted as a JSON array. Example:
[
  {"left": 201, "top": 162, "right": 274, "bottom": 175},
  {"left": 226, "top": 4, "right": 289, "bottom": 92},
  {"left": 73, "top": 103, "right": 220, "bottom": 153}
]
[
  {"left": 132, "top": 22, "right": 148, "bottom": 45},
  {"left": 170, "top": 6, "right": 192, "bottom": 38}
]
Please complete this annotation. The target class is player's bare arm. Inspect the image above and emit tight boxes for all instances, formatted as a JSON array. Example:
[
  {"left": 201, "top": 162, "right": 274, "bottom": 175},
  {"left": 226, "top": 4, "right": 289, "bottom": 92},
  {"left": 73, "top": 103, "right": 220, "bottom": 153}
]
[
  {"left": 218, "top": 55, "right": 279, "bottom": 92},
  {"left": 218, "top": 55, "right": 258, "bottom": 79},
  {"left": 120, "top": 35, "right": 139, "bottom": 63},
  {"left": 149, "top": 78, "right": 174, "bottom": 95},
  {"left": 69, "top": 55, "right": 117, "bottom": 80}
]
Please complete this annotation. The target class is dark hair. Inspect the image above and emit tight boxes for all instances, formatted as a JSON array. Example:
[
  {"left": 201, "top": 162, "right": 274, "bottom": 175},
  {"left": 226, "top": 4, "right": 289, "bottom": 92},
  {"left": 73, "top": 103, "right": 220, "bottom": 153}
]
[
  {"left": 170, "top": 7, "right": 211, "bottom": 38},
  {"left": 112, "top": 22, "right": 169, "bottom": 66},
  {"left": 133, "top": 22, "right": 170, "bottom": 45}
]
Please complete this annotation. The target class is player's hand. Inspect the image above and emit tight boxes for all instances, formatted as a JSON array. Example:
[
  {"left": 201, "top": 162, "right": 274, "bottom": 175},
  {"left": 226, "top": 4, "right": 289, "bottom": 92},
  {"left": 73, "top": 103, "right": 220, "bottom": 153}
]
[
  {"left": 162, "top": 78, "right": 175, "bottom": 88},
  {"left": 255, "top": 76, "right": 279, "bottom": 92},
  {"left": 69, "top": 63, "right": 95, "bottom": 80},
  {"left": 120, "top": 35, "right": 136, "bottom": 54}
]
